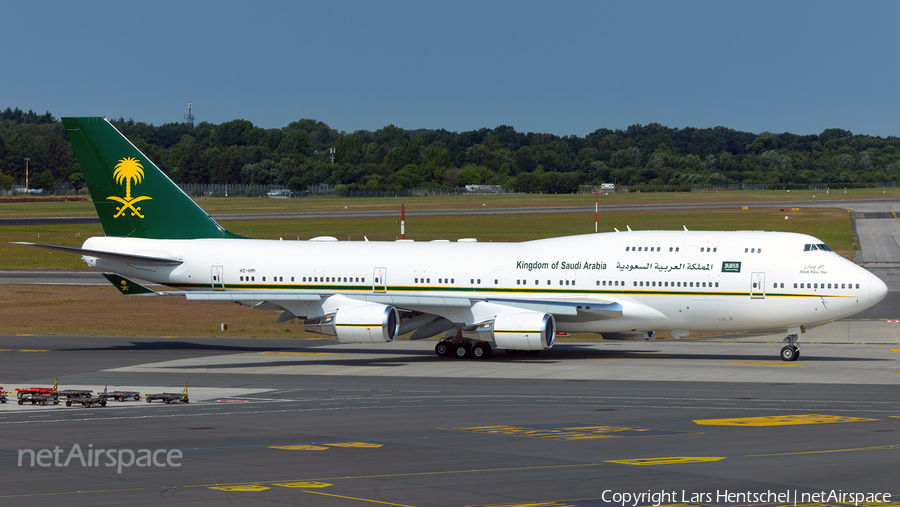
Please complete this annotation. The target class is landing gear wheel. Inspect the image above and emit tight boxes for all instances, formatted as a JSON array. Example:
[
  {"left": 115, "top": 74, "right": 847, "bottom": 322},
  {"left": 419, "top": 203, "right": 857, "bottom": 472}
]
[
  {"left": 471, "top": 342, "right": 492, "bottom": 359},
  {"left": 453, "top": 342, "right": 471, "bottom": 359},
  {"left": 65, "top": 400, "right": 72, "bottom": 407},
  {"left": 435, "top": 341, "right": 451, "bottom": 357},
  {"left": 780, "top": 345, "right": 799, "bottom": 362}
]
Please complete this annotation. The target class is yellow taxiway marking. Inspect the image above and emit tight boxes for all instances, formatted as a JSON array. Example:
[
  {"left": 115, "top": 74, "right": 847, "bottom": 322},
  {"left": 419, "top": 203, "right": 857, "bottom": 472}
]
[
  {"left": 730, "top": 361, "right": 805, "bottom": 365},
  {"left": 209, "top": 485, "right": 270, "bottom": 492},
  {"left": 890, "top": 349, "right": 900, "bottom": 352},
  {"left": 748, "top": 444, "right": 900, "bottom": 457},
  {"left": 269, "top": 442, "right": 381, "bottom": 450},
  {"left": 272, "top": 482, "right": 332, "bottom": 488},
  {"left": 269, "top": 444, "right": 329, "bottom": 451},
  {"left": 257, "top": 351, "right": 336, "bottom": 356},
  {"left": 694, "top": 414, "right": 878, "bottom": 427},
  {"left": 325, "top": 442, "right": 383, "bottom": 448},
  {"left": 445, "top": 425, "right": 695, "bottom": 440},
  {"left": 856, "top": 503, "right": 900, "bottom": 507},
  {"left": 302, "top": 490, "right": 416, "bottom": 506},
  {"left": 605, "top": 456, "right": 725, "bottom": 465},
  {"left": 0, "top": 349, "right": 50, "bottom": 352}
]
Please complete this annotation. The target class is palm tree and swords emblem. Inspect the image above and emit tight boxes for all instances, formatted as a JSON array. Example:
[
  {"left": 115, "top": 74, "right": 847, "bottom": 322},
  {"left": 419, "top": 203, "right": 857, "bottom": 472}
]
[{"left": 107, "top": 157, "right": 152, "bottom": 218}]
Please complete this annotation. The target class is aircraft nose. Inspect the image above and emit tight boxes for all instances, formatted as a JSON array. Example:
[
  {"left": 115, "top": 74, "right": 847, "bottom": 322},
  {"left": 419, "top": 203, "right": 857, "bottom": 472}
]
[{"left": 869, "top": 272, "right": 888, "bottom": 303}]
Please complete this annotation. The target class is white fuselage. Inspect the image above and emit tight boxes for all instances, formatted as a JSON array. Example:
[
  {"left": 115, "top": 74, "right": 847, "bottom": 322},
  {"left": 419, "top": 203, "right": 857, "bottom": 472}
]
[{"left": 80, "top": 230, "right": 887, "bottom": 335}]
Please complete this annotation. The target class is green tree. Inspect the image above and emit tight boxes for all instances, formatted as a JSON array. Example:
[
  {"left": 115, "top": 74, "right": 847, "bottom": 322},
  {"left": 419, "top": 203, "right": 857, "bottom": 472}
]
[{"left": 68, "top": 172, "right": 84, "bottom": 191}]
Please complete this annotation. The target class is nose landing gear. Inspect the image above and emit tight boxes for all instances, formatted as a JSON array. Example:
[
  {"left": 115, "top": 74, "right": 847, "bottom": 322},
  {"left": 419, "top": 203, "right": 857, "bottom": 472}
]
[{"left": 780, "top": 334, "right": 801, "bottom": 361}]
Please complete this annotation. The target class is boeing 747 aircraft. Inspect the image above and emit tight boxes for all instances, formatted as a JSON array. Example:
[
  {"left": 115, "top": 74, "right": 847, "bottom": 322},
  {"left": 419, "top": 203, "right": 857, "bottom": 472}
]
[{"left": 18, "top": 117, "right": 888, "bottom": 361}]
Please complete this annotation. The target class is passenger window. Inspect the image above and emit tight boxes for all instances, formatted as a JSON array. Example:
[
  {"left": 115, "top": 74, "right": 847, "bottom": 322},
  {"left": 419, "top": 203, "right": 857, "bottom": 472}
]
[
  {"left": 856, "top": 283, "right": 860, "bottom": 289},
  {"left": 477, "top": 279, "right": 481, "bottom": 284},
  {"left": 702, "top": 282, "right": 706, "bottom": 287},
  {"left": 752, "top": 282, "right": 756, "bottom": 288},
  {"left": 626, "top": 247, "right": 630, "bottom": 251},
  {"left": 669, "top": 247, "right": 673, "bottom": 252},
  {"left": 841, "top": 283, "right": 845, "bottom": 288},
  {"left": 745, "top": 248, "right": 748, "bottom": 253},
  {"left": 758, "top": 249, "right": 761, "bottom": 254},
  {"left": 713, "top": 247, "right": 717, "bottom": 252},
  {"left": 675, "top": 247, "right": 679, "bottom": 252},
  {"left": 715, "top": 282, "right": 719, "bottom": 287},
  {"left": 794, "top": 283, "right": 797, "bottom": 288}
]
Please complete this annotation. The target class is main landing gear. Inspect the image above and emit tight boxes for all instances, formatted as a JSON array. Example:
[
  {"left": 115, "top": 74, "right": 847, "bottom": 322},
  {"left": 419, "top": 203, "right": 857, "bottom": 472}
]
[
  {"left": 435, "top": 339, "right": 493, "bottom": 360},
  {"left": 780, "top": 334, "right": 801, "bottom": 361}
]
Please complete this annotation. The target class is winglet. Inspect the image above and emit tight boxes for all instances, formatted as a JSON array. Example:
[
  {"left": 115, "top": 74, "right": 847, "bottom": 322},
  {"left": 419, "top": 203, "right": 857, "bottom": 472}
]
[{"left": 103, "top": 273, "right": 157, "bottom": 295}]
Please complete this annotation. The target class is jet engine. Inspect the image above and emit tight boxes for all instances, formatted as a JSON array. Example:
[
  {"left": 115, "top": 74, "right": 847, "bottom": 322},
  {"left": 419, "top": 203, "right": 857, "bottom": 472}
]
[
  {"left": 463, "top": 311, "right": 555, "bottom": 351},
  {"left": 304, "top": 303, "right": 400, "bottom": 343}
]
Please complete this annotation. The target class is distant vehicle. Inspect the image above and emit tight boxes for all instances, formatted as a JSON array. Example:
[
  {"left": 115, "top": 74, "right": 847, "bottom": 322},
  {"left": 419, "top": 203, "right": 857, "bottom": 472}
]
[
  {"left": 267, "top": 189, "right": 292, "bottom": 198},
  {"left": 600, "top": 183, "right": 615, "bottom": 190}
]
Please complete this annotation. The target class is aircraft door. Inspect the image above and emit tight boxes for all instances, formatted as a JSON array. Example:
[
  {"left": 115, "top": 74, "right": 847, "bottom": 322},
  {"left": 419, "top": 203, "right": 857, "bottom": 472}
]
[
  {"left": 373, "top": 267, "right": 387, "bottom": 293},
  {"left": 211, "top": 265, "right": 225, "bottom": 290},
  {"left": 750, "top": 272, "right": 765, "bottom": 299}
]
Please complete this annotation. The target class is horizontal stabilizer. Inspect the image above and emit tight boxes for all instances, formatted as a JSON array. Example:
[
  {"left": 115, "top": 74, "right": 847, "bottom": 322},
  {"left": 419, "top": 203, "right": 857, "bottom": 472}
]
[
  {"left": 103, "top": 273, "right": 157, "bottom": 295},
  {"left": 13, "top": 242, "right": 183, "bottom": 266}
]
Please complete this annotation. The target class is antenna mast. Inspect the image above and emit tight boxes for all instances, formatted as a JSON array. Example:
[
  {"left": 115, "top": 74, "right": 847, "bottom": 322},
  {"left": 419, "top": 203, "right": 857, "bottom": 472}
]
[{"left": 184, "top": 102, "right": 195, "bottom": 128}]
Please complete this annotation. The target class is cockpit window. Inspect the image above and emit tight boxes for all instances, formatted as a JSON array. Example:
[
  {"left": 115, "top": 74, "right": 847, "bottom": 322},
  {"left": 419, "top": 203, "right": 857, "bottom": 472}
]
[{"left": 804, "top": 243, "right": 833, "bottom": 252}]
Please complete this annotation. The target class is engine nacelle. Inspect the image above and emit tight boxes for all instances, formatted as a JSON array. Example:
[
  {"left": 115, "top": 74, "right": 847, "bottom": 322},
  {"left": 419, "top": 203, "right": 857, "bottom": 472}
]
[
  {"left": 304, "top": 303, "right": 400, "bottom": 343},
  {"left": 601, "top": 331, "right": 656, "bottom": 341},
  {"left": 463, "top": 312, "right": 555, "bottom": 351}
]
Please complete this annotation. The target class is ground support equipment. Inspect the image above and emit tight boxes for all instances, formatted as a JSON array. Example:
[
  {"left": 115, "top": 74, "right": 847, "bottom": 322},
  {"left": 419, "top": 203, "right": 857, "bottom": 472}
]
[
  {"left": 109, "top": 391, "right": 141, "bottom": 402},
  {"left": 145, "top": 384, "right": 189, "bottom": 404}
]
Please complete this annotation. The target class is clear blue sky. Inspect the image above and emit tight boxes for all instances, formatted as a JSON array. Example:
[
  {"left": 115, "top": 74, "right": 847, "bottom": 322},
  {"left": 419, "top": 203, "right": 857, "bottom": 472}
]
[{"left": 4, "top": 1, "right": 898, "bottom": 137}]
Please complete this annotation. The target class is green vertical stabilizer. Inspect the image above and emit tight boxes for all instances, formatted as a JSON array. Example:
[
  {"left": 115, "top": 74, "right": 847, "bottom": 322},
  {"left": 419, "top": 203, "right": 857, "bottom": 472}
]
[{"left": 62, "top": 117, "right": 243, "bottom": 239}]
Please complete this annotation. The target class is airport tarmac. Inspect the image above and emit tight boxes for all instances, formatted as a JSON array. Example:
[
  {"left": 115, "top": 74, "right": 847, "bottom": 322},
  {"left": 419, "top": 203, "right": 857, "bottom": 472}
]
[
  {"left": 1, "top": 333, "right": 900, "bottom": 506},
  {"left": 2, "top": 200, "right": 900, "bottom": 505}
]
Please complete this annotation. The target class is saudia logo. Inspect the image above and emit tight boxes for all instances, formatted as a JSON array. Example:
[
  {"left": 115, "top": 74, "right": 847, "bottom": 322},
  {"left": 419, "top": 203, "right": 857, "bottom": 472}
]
[
  {"left": 107, "top": 157, "right": 152, "bottom": 218},
  {"left": 722, "top": 261, "right": 741, "bottom": 273}
]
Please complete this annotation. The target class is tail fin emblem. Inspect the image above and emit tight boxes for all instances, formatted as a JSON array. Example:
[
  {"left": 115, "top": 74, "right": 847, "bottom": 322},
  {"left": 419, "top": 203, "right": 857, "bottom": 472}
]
[{"left": 108, "top": 157, "right": 152, "bottom": 218}]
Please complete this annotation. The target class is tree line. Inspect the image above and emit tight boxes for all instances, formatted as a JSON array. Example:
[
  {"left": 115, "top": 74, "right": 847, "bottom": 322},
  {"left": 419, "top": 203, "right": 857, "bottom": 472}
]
[{"left": 1, "top": 106, "right": 899, "bottom": 195}]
